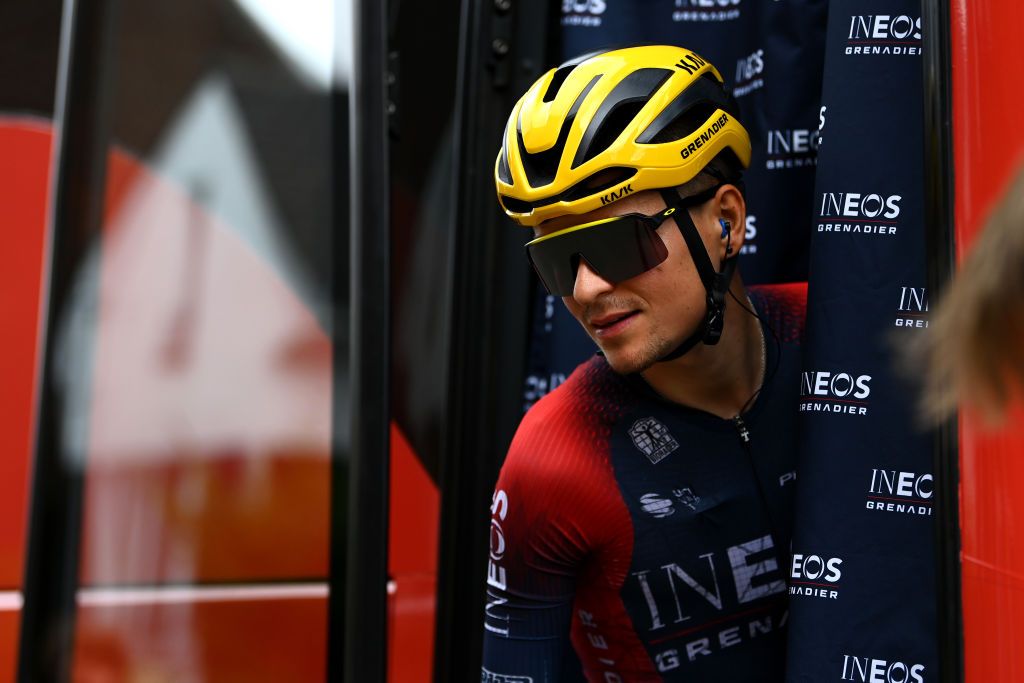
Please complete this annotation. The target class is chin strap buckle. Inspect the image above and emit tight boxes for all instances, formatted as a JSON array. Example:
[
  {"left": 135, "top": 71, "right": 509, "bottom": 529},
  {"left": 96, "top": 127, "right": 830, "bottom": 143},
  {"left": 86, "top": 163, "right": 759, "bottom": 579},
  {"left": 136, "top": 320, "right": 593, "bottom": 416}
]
[{"left": 702, "top": 255, "right": 738, "bottom": 346}]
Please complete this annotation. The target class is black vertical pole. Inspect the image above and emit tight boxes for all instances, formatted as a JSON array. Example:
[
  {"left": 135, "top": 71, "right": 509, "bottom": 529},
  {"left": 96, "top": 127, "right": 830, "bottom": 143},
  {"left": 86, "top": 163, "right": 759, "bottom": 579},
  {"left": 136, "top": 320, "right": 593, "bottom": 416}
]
[
  {"left": 17, "top": 0, "right": 119, "bottom": 681},
  {"left": 921, "top": 1, "right": 962, "bottom": 682},
  {"left": 433, "top": 1, "right": 554, "bottom": 681},
  {"left": 329, "top": 0, "right": 391, "bottom": 681}
]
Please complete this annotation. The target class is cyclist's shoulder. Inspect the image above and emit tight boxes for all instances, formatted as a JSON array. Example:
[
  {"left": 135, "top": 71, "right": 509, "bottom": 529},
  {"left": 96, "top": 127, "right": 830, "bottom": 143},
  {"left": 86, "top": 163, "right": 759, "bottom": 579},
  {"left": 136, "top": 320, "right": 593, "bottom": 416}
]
[
  {"left": 748, "top": 281, "right": 808, "bottom": 344},
  {"left": 502, "top": 355, "right": 631, "bottom": 484},
  {"left": 520, "top": 354, "right": 631, "bottom": 433}
]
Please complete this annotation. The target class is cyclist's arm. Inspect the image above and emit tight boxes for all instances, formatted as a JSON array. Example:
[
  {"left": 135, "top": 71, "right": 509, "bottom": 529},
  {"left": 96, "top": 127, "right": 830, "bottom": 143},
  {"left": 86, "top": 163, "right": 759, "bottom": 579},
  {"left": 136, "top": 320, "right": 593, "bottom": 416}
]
[{"left": 481, "top": 458, "right": 586, "bottom": 682}]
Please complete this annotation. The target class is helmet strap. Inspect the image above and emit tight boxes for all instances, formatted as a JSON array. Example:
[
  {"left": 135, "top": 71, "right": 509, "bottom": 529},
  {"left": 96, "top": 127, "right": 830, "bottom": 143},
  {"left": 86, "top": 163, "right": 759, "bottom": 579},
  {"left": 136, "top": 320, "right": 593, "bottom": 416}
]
[{"left": 656, "top": 188, "right": 739, "bottom": 362}]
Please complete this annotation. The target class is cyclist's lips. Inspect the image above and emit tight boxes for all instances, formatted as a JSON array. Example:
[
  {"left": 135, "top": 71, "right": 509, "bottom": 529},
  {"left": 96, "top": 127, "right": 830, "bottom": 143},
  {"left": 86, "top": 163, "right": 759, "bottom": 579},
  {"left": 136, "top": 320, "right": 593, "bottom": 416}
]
[{"left": 590, "top": 310, "right": 640, "bottom": 339}]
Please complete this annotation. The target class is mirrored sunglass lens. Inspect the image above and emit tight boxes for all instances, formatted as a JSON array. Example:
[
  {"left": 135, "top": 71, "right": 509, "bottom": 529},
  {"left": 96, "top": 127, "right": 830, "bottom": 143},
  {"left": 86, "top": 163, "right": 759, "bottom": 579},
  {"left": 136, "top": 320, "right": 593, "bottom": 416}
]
[
  {"left": 527, "top": 217, "right": 668, "bottom": 296},
  {"left": 585, "top": 218, "right": 668, "bottom": 284}
]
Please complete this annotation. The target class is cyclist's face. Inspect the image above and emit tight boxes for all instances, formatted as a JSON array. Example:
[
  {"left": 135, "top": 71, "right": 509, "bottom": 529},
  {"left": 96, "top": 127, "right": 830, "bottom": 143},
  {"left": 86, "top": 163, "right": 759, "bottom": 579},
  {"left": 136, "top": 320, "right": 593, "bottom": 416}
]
[{"left": 535, "top": 189, "right": 724, "bottom": 374}]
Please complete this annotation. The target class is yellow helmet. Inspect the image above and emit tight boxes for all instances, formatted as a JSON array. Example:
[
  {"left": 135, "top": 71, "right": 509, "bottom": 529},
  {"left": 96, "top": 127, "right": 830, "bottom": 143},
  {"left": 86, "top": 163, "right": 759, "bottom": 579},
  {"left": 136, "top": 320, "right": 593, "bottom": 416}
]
[{"left": 495, "top": 45, "right": 752, "bottom": 226}]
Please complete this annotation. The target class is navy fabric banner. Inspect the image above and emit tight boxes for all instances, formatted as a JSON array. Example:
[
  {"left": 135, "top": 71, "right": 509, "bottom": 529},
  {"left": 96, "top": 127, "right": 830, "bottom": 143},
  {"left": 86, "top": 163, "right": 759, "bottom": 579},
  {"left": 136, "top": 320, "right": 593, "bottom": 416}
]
[
  {"left": 784, "top": 2, "right": 936, "bottom": 681},
  {"left": 523, "top": 0, "right": 828, "bottom": 411}
]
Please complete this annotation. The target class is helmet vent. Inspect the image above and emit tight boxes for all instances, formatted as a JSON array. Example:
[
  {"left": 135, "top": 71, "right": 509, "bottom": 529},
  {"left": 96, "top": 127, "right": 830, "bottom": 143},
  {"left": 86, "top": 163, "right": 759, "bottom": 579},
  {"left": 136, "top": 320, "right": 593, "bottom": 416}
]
[
  {"left": 497, "top": 145, "right": 512, "bottom": 184},
  {"left": 561, "top": 167, "right": 638, "bottom": 202},
  {"left": 572, "top": 68, "right": 672, "bottom": 168},
  {"left": 636, "top": 73, "right": 739, "bottom": 145},
  {"left": 499, "top": 195, "right": 533, "bottom": 214},
  {"left": 517, "top": 75, "right": 601, "bottom": 188},
  {"left": 543, "top": 64, "right": 577, "bottom": 103},
  {"left": 498, "top": 167, "right": 637, "bottom": 216},
  {"left": 645, "top": 103, "right": 718, "bottom": 144}
]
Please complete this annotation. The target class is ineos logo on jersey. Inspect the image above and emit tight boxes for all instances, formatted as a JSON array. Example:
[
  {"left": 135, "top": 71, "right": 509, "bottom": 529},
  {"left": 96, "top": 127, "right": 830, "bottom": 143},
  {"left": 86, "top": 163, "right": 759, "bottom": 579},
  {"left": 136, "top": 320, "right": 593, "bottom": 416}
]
[
  {"left": 672, "top": 0, "right": 741, "bottom": 23},
  {"left": 799, "top": 371, "right": 871, "bottom": 416},
  {"left": 485, "top": 490, "right": 512, "bottom": 636},
  {"left": 895, "top": 286, "right": 929, "bottom": 328},
  {"left": 640, "top": 493, "right": 675, "bottom": 518},
  {"left": 561, "top": 0, "right": 606, "bottom": 27},
  {"left": 866, "top": 469, "right": 934, "bottom": 517},
  {"left": 817, "top": 191, "right": 902, "bottom": 237},
  {"left": 733, "top": 49, "right": 764, "bottom": 97},
  {"left": 765, "top": 129, "right": 818, "bottom": 170},
  {"left": 629, "top": 417, "right": 679, "bottom": 464},
  {"left": 489, "top": 517, "right": 506, "bottom": 562},
  {"left": 653, "top": 604, "right": 787, "bottom": 672},
  {"left": 633, "top": 534, "right": 786, "bottom": 669},
  {"left": 841, "top": 655, "right": 925, "bottom": 683},
  {"left": 632, "top": 534, "right": 785, "bottom": 625},
  {"left": 789, "top": 553, "right": 842, "bottom": 600},
  {"left": 845, "top": 15, "right": 923, "bottom": 56}
]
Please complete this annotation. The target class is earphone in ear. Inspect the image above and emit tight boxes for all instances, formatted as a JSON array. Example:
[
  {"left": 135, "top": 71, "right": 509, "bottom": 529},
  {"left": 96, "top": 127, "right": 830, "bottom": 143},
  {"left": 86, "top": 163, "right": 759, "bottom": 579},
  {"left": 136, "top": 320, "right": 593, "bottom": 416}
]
[{"left": 719, "top": 219, "right": 731, "bottom": 238}]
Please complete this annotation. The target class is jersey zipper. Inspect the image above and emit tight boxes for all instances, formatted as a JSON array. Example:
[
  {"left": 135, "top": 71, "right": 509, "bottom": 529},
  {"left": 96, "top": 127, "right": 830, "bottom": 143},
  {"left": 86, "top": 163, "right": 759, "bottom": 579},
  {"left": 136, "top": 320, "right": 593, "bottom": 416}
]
[{"left": 732, "top": 414, "right": 783, "bottom": 554}]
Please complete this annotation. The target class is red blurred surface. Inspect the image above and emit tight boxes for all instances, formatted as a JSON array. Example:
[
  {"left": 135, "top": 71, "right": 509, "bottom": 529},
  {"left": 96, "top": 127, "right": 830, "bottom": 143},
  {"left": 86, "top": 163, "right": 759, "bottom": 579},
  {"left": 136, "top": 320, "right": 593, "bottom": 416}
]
[
  {"left": 78, "top": 454, "right": 330, "bottom": 585},
  {"left": 0, "top": 109, "right": 442, "bottom": 681},
  {"left": 0, "top": 121, "right": 336, "bottom": 679},
  {"left": 0, "top": 119, "right": 49, "bottom": 590},
  {"left": 387, "top": 423, "right": 439, "bottom": 683},
  {"left": 72, "top": 594, "right": 327, "bottom": 683},
  {"left": 0, "top": 609, "right": 17, "bottom": 683},
  {"left": 951, "top": 2, "right": 1024, "bottom": 680},
  {"left": 77, "top": 148, "right": 332, "bottom": 585}
]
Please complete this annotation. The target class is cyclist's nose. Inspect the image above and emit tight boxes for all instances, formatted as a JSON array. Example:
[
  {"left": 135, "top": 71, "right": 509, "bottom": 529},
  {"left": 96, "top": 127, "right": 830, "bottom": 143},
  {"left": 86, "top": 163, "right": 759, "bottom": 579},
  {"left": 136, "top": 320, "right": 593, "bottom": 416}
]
[{"left": 572, "top": 258, "right": 615, "bottom": 305}]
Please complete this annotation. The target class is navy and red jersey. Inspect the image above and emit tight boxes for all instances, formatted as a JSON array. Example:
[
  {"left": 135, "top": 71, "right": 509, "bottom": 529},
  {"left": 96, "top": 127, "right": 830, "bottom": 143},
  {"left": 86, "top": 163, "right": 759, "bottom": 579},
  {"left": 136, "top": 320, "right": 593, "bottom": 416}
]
[{"left": 482, "top": 283, "right": 807, "bottom": 683}]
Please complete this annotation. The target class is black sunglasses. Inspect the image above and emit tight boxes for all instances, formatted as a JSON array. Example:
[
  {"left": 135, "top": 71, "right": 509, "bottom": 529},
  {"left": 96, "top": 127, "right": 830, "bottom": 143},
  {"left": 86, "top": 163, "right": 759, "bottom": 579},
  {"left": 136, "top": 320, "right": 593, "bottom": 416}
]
[{"left": 525, "top": 184, "right": 722, "bottom": 297}]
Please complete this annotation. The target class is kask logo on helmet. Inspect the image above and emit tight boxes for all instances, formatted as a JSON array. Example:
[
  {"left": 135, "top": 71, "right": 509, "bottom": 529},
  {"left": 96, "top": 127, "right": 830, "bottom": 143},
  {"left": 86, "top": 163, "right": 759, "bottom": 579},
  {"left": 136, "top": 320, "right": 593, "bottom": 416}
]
[
  {"left": 672, "top": 0, "right": 741, "bottom": 23},
  {"left": 601, "top": 183, "right": 634, "bottom": 205},
  {"left": 845, "top": 14, "right": 923, "bottom": 56},
  {"left": 674, "top": 51, "right": 707, "bottom": 75}
]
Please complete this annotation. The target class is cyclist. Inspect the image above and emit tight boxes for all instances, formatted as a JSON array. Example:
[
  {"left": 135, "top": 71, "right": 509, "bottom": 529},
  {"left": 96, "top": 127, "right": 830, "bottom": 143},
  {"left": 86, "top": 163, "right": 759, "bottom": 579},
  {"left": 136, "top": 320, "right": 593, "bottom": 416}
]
[{"left": 482, "top": 45, "right": 806, "bottom": 682}]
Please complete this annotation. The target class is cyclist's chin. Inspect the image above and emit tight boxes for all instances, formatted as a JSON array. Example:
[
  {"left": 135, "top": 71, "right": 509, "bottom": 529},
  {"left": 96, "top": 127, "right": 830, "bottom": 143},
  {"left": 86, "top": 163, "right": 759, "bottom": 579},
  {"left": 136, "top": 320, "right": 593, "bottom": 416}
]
[{"left": 599, "top": 334, "right": 669, "bottom": 375}]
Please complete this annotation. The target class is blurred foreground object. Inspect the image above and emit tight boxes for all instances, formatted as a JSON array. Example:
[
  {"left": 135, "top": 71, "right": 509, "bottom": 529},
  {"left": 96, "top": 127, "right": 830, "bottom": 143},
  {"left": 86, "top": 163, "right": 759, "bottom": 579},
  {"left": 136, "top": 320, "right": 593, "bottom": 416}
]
[{"left": 919, "top": 162, "right": 1024, "bottom": 422}]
